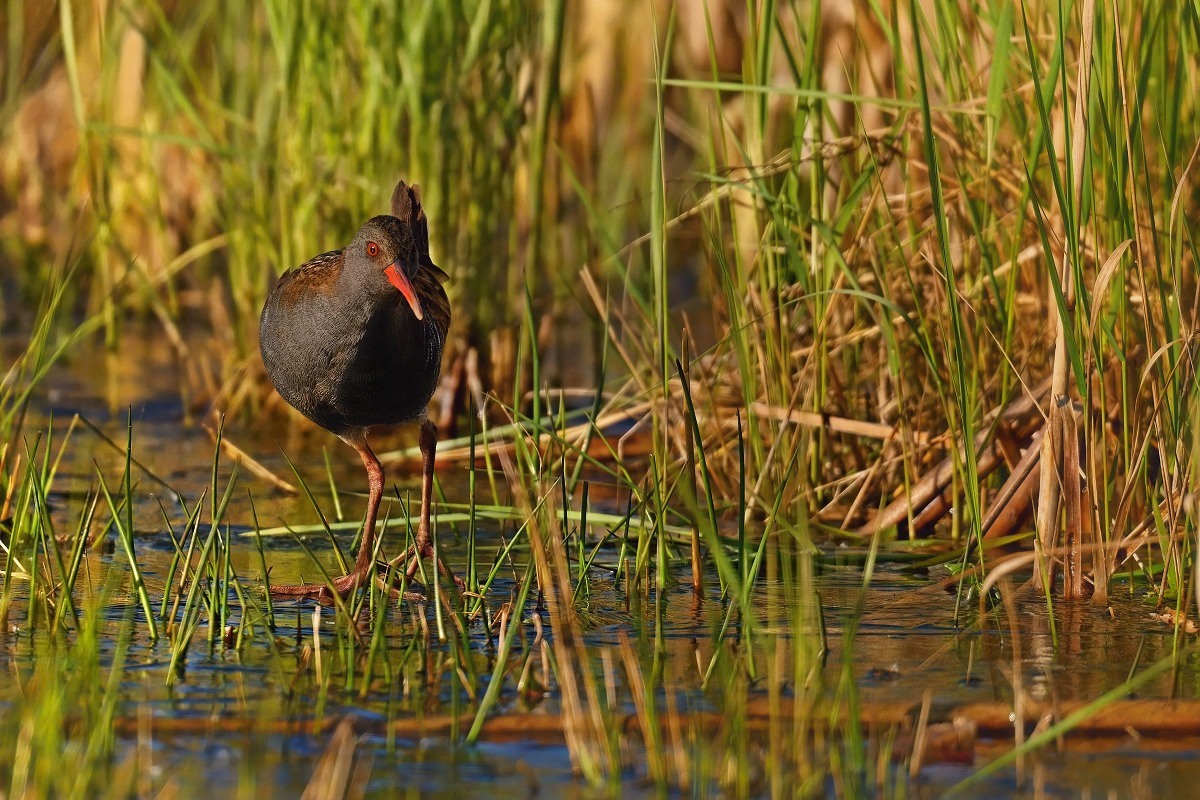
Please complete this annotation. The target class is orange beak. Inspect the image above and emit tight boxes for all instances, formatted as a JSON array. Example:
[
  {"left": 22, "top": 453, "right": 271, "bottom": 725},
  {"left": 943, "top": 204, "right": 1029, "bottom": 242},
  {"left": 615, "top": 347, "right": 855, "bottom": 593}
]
[{"left": 384, "top": 263, "right": 424, "bottom": 320}]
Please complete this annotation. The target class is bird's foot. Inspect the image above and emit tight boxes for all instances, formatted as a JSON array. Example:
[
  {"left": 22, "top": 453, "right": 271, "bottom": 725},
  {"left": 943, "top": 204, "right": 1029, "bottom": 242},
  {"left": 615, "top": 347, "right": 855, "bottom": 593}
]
[
  {"left": 267, "top": 571, "right": 363, "bottom": 602},
  {"left": 268, "top": 563, "right": 427, "bottom": 603},
  {"left": 387, "top": 540, "right": 466, "bottom": 591}
]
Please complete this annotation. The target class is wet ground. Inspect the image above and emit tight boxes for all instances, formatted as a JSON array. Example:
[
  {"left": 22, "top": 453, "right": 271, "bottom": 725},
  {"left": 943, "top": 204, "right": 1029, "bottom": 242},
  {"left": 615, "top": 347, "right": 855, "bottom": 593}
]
[{"left": 6, "top": 329, "right": 1200, "bottom": 797}]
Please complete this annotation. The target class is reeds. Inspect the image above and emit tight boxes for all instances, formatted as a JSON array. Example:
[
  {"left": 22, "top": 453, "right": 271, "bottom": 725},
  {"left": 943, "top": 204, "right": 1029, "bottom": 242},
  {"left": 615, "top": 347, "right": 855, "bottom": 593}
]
[{"left": 4, "top": 0, "right": 1200, "bottom": 795}]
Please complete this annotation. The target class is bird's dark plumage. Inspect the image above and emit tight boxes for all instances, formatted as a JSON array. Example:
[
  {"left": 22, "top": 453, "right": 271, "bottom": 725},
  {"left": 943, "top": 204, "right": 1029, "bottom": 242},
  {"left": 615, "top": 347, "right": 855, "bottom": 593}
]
[
  {"left": 258, "top": 179, "right": 457, "bottom": 599},
  {"left": 259, "top": 197, "right": 450, "bottom": 435}
]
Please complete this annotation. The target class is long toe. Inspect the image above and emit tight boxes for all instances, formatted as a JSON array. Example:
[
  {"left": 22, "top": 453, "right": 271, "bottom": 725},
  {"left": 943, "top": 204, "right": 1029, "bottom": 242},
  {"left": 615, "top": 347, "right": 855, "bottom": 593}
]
[
  {"left": 394, "top": 548, "right": 463, "bottom": 591},
  {"left": 268, "top": 571, "right": 365, "bottom": 601},
  {"left": 268, "top": 581, "right": 336, "bottom": 601}
]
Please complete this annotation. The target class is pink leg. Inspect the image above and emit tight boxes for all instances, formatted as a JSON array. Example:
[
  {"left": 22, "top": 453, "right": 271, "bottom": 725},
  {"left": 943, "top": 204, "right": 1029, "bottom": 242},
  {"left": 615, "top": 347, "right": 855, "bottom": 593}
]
[
  {"left": 404, "top": 420, "right": 463, "bottom": 587},
  {"left": 347, "top": 430, "right": 385, "bottom": 579},
  {"left": 269, "top": 423, "right": 459, "bottom": 600},
  {"left": 270, "top": 428, "right": 384, "bottom": 599},
  {"left": 415, "top": 419, "right": 436, "bottom": 555}
]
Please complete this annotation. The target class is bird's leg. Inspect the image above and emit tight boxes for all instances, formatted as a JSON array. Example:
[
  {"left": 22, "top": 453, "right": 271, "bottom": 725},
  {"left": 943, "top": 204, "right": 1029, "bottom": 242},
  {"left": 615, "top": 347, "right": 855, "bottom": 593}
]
[
  {"left": 270, "top": 424, "right": 459, "bottom": 601},
  {"left": 401, "top": 419, "right": 463, "bottom": 588},
  {"left": 347, "top": 431, "right": 384, "bottom": 582},
  {"left": 269, "top": 429, "right": 383, "bottom": 599},
  {"left": 415, "top": 419, "right": 436, "bottom": 557}
]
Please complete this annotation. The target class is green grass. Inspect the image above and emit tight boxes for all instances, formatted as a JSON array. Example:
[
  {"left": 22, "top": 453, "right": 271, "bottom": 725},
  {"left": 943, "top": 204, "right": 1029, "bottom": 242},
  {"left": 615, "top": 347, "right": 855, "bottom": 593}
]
[{"left": 3, "top": 0, "right": 1200, "bottom": 796}]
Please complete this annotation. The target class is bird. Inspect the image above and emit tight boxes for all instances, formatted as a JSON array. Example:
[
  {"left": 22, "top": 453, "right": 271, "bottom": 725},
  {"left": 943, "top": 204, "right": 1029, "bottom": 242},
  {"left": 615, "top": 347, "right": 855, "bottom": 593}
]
[{"left": 258, "top": 179, "right": 458, "bottom": 598}]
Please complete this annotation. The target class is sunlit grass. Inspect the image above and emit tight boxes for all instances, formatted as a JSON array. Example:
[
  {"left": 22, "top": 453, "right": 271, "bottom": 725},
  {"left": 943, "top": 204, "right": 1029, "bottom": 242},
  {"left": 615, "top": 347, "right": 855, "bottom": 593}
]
[{"left": 3, "top": 0, "right": 1200, "bottom": 796}]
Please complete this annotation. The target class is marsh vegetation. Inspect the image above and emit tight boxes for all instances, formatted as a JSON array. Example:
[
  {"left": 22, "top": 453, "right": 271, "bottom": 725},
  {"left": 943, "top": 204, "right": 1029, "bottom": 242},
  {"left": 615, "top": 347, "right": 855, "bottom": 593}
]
[{"left": 3, "top": 0, "right": 1200, "bottom": 796}]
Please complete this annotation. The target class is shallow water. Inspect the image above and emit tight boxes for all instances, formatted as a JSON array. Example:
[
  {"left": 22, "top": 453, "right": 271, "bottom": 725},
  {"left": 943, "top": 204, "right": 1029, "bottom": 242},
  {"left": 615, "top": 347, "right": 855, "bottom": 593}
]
[{"left": 6, "top": 330, "right": 1200, "bottom": 797}]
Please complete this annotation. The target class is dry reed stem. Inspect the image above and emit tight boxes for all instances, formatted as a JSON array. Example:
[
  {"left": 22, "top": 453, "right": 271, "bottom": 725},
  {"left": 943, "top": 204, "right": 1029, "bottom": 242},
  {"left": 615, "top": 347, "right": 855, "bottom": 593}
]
[
  {"left": 300, "top": 716, "right": 365, "bottom": 800},
  {"left": 493, "top": 433, "right": 614, "bottom": 781},
  {"left": 980, "top": 427, "right": 1044, "bottom": 541},
  {"left": 999, "top": 577, "right": 1026, "bottom": 784},
  {"left": 201, "top": 421, "right": 297, "bottom": 494},
  {"left": 1060, "top": 402, "right": 1083, "bottom": 598},
  {"left": 908, "top": 689, "right": 934, "bottom": 779},
  {"left": 383, "top": 400, "right": 655, "bottom": 465},
  {"left": 860, "top": 376, "right": 1050, "bottom": 535},
  {"left": 1035, "top": 0, "right": 1096, "bottom": 590},
  {"left": 101, "top": 697, "right": 1200, "bottom": 752},
  {"left": 746, "top": 401, "right": 911, "bottom": 442}
]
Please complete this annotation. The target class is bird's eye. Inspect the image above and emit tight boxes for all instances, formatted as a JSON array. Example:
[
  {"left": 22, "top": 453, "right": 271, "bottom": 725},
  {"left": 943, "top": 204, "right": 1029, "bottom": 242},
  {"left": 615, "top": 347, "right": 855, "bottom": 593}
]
[{"left": 366, "top": 241, "right": 380, "bottom": 257}]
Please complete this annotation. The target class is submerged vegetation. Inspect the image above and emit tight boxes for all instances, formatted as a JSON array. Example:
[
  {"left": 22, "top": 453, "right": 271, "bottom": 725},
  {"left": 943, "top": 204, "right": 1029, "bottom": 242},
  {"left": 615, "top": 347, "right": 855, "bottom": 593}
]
[{"left": 3, "top": 0, "right": 1200, "bottom": 796}]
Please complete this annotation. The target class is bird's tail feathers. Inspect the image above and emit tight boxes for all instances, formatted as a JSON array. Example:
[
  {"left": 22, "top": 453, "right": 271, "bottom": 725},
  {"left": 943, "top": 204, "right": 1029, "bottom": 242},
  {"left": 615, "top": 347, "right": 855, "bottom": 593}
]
[{"left": 390, "top": 180, "right": 430, "bottom": 256}]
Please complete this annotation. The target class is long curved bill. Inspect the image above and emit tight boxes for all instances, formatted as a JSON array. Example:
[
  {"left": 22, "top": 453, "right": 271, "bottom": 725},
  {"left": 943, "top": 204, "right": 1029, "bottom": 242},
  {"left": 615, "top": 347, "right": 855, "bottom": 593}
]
[{"left": 384, "top": 263, "right": 424, "bottom": 320}]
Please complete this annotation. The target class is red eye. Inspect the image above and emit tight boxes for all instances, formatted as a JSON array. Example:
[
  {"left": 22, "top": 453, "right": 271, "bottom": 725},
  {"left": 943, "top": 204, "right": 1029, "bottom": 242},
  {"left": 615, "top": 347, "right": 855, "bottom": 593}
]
[{"left": 366, "top": 241, "right": 379, "bottom": 257}]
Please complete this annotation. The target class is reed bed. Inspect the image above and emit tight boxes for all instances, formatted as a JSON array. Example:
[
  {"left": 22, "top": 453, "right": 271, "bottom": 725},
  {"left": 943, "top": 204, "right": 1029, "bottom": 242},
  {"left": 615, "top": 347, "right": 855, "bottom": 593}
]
[{"left": 2, "top": 0, "right": 1200, "bottom": 796}]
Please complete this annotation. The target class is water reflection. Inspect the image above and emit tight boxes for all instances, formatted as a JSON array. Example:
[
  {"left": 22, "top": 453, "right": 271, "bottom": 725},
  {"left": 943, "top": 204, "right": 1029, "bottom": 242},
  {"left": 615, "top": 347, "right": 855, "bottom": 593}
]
[{"left": 6, "top": 329, "right": 1200, "bottom": 795}]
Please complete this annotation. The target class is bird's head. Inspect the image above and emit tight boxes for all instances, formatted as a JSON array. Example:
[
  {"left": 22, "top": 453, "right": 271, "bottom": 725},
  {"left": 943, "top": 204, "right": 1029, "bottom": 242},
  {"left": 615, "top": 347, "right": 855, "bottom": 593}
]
[{"left": 347, "top": 214, "right": 424, "bottom": 320}]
